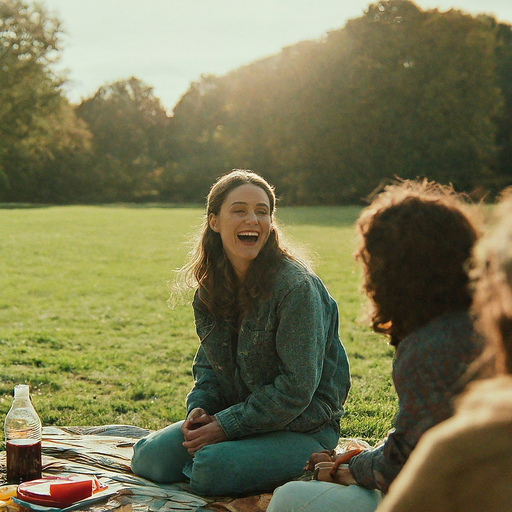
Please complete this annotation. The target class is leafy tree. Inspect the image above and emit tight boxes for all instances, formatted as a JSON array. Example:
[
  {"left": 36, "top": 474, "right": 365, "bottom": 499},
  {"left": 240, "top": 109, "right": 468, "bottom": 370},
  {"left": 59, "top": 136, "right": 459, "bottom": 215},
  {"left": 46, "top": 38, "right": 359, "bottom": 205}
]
[
  {"left": 159, "top": 74, "right": 234, "bottom": 202},
  {"left": 4, "top": 99, "right": 92, "bottom": 202},
  {"left": 2, "top": 0, "right": 508, "bottom": 205},
  {"left": 311, "top": 1, "right": 502, "bottom": 198},
  {"left": 76, "top": 77, "right": 171, "bottom": 201},
  {"left": 491, "top": 19, "right": 512, "bottom": 193},
  {"left": 0, "top": 0, "right": 91, "bottom": 202},
  {"left": 169, "top": 0, "right": 504, "bottom": 204}
]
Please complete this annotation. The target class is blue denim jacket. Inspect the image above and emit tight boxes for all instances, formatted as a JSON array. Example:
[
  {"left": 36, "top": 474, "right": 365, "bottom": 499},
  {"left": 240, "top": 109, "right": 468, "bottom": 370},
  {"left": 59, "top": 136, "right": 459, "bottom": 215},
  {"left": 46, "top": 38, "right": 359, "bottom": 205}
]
[{"left": 186, "top": 257, "right": 351, "bottom": 439}]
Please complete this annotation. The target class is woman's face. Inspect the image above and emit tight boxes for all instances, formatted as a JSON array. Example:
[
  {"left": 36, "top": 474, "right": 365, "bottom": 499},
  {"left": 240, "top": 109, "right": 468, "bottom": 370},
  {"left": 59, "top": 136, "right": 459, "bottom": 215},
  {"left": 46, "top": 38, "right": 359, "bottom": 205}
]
[{"left": 209, "top": 184, "right": 272, "bottom": 279}]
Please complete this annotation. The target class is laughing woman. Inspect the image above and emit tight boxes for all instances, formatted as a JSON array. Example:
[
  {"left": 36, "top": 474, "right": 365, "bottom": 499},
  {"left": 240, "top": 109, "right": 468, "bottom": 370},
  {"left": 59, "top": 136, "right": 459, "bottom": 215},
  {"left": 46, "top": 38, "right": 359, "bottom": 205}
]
[{"left": 131, "top": 169, "right": 351, "bottom": 496}]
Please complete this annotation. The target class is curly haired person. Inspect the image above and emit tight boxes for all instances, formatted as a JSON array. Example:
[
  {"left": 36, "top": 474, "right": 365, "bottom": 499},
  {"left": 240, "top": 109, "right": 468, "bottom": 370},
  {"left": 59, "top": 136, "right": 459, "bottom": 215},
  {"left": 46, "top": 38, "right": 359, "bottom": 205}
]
[
  {"left": 376, "top": 190, "right": 512, "bottom": 512},
  {"left": 268, "top": 180, "right": 484, "bottom": 512}
]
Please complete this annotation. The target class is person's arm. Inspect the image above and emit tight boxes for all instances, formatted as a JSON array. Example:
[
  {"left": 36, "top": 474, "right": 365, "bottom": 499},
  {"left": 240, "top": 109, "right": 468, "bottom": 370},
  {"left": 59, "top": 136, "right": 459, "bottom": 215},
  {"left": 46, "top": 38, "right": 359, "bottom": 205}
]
[
  {"left": 348, "top": 366, "right": 438, "bottom": 491},
  {"left": 214, "top": 276, "right": 350, "bottom": 439},
  {"left": 374, "top": 425, "right": 456, "bottom": 512},
  {"left": 349, "top": 318, "right": 478, "bottom": 492},
  {"left": 185, "top": 342, "right": 227, "bottom": 416},
  {"left": 378, "top": 378, "right": 512, "bottom": 512},
  {"left": 182, "top": 321, "right": 230, "bottom": 455},
  {"left": 185, "top": 291, "right": 228, "bottom": 415}
]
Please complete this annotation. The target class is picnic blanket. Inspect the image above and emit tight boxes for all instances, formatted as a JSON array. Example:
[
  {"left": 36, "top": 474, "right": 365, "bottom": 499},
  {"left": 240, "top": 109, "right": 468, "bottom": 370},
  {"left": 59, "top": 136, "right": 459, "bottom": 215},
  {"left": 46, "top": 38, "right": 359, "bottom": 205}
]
[
  {"left": 0, "top": 425, "right": 272, "bottom": 512},
  {"left": 0, "top": 426, "right": 369, "bottom": 512}
]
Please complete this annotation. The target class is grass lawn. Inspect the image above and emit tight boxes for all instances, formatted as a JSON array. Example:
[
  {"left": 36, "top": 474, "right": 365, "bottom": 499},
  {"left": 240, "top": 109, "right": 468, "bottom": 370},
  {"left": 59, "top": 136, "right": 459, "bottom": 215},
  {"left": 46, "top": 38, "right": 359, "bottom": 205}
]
[{"left": 0, "top": 205, "right": 397, "bottom": 447}]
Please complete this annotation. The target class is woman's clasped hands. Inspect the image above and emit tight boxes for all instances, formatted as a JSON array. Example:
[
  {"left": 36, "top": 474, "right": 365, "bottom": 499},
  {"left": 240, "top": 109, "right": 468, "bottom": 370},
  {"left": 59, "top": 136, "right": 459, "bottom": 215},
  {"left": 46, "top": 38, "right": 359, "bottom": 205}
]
[{"left": 181, "top": 407, "right": 228, "bottom": 455}]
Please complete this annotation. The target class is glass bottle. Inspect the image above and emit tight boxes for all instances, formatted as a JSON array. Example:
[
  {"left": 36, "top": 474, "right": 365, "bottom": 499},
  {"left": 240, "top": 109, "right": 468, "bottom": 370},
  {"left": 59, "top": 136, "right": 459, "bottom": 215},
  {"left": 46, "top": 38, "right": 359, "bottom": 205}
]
[{"left": 4, "top": 384, "right": 42, "bottom": 484}]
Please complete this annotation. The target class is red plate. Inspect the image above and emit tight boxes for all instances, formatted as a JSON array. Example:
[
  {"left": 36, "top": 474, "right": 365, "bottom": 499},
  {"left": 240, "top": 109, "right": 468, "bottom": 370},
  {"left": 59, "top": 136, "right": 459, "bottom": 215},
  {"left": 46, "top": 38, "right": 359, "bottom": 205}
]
[{"left": 17, "top": 476, "right": 106, "bottom": 508}]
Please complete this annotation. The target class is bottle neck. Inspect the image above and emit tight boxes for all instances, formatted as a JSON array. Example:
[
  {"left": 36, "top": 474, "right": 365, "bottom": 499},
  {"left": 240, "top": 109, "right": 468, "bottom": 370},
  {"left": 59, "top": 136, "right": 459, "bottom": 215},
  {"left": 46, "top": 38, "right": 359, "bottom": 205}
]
[
  {"left": 11, "top": 397, "right": 35, "bottom": 410},
  {"left": 14, "top": 397, "right": 31, "bottom": 403}
]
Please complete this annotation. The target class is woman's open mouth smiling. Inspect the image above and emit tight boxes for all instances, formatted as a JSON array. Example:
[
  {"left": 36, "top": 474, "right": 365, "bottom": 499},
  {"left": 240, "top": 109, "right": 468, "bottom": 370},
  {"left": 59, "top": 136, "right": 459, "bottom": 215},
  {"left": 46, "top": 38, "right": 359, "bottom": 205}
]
[{"left": 237, "top": 231, "right": 259, "bottom": 244}]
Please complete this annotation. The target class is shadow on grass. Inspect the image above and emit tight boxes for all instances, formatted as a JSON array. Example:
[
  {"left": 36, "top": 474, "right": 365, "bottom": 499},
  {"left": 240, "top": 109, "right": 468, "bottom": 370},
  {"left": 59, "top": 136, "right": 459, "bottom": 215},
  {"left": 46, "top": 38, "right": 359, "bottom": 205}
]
[{"left": 0, "top": 203, "right": 55, "bottom": 209}]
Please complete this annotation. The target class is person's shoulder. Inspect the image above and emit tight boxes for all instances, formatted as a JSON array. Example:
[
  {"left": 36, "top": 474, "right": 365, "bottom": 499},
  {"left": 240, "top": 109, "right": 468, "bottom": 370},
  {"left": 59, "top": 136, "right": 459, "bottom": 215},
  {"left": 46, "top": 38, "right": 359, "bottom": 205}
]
[
  {"left": 394, "top": 311, "right": 482, "bottom": 375},
  {"left": 192, "top": 288, "right": 213, "bottom": 319},
  {"left": 274, "top": 256, "right": 322, "bottom": 291},
  {"left": 399, "top": 311, "right": 477, "bottom": 353},
  {"left": 422, "top": 310, "right": 474, "bottom": 336}
]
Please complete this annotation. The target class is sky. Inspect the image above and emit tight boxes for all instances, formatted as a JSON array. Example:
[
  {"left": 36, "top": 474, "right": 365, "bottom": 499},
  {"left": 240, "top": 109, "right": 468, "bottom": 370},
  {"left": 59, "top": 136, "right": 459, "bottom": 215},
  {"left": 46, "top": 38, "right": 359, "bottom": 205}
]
[{"left": 42, "top": 0, "right": 512, "bottom": 114}]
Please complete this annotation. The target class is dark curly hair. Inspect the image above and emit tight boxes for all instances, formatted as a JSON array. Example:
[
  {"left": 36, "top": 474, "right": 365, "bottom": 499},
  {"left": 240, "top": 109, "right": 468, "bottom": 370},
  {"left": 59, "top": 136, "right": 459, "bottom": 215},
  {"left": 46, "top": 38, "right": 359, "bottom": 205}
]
[
  {"left": 472, "top": 189, "right": 512, "bottom": 374},
  {"left": 355, "top": 179, "right": 480, "bottom": 346},
  {"left": 181, "top": 169, "right": 302, "bottom": 325}
]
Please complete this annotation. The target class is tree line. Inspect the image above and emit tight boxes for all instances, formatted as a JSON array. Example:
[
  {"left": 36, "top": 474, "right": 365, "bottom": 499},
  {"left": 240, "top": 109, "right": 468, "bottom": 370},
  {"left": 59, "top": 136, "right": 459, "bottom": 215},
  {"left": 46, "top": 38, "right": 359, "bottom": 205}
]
[{"left": 1, "top": 0, "right": 512, "bottom": 205}]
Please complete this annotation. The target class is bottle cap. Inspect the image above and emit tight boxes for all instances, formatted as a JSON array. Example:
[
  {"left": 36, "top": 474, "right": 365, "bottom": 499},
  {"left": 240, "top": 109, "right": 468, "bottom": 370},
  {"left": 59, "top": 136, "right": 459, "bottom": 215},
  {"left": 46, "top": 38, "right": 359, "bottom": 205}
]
[{"left": 14, "top": 384, "right": 30, "bottom": 398}]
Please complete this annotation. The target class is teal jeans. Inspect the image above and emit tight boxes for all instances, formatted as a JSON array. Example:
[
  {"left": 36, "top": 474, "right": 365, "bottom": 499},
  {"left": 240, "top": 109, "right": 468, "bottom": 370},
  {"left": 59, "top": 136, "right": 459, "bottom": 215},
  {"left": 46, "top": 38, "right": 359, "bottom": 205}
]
[{"left": 131, "top": 420, "right": 338, "bottom": 496}]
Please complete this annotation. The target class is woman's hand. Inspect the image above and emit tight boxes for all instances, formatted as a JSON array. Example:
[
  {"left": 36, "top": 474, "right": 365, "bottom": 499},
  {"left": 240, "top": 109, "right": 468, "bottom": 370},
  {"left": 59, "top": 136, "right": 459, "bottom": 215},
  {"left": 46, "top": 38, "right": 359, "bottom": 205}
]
[
  {"left": 331, "top": 467, "right": 357, "bottom": 485},
  {"left": 304, "top": 450, "right": 335, "bottom": 471},
  {"left": 311, "top": 448, "right": 362, "bottom": 485},
  {"left": 182, "top": 408, "right": 211, "bottom": 432},
  {"left": 181, "top": 409, "right": 227, "bottom": 455}
]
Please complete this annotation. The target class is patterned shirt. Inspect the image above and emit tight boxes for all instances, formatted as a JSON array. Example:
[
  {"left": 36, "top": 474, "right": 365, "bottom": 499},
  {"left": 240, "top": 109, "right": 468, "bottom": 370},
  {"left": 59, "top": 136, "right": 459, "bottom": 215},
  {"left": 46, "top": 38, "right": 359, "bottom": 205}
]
[{"left": 349, "top": 311, "right": 482, "bottom": 493}]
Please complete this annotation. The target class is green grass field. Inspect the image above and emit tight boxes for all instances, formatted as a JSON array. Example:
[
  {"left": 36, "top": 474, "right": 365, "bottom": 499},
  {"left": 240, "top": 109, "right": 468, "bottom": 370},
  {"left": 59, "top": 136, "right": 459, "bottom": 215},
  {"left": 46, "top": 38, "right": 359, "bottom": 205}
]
[{"left": 0, "top": 205, "right": 397, "bottom": 447}]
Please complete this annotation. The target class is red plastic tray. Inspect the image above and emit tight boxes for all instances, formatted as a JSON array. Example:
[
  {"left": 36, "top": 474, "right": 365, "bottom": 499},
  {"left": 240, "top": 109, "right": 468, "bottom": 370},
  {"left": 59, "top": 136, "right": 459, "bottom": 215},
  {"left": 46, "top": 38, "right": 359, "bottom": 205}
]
[{"left": 17, "top": 476, "right": 106, "bottom": 508}]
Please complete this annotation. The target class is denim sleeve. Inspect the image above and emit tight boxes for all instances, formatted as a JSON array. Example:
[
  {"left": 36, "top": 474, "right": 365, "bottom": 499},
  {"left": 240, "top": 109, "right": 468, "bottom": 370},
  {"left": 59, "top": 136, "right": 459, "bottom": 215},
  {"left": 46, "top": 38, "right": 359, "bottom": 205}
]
[
  {"left": 185, "top": 344, "right": 227, "bottom": 415},
  {"left": 214, "top": 278, "right": 337, "bottom": 438}
]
